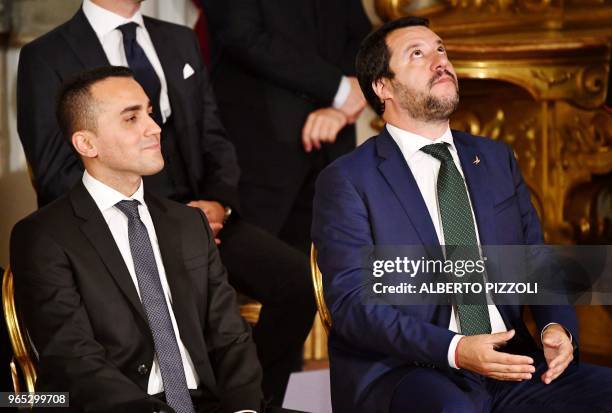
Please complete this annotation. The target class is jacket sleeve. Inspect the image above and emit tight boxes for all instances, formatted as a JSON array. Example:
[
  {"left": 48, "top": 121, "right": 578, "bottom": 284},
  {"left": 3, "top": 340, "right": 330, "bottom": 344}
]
[
  {"left": 339, "top": 0, "right": 373, "bottom": 76},
  {"left": 312, "top": 163, "right": 456, "bottom": 369},
  {"left": 186, "top": 30, "right": 241, "bottom": 210},
  {"left": 192, "top": 209, "right": 263, "bottom": 412},
  {"left": 10, "top": 220, "right": 171, "bottom": 413},
  {"left": 204, "top": 0, "right": 365, "bottom": 105},
  {"left": 17, "top": 43, "right": 84, "bottom": 207}
]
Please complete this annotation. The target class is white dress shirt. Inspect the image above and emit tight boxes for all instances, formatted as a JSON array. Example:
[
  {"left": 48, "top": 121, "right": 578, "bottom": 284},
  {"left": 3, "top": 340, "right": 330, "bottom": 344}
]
[
  {"left": 332, "top": 76, "right": 351, "bottom": 108},
  {"left": 386, "top": 123, "right": 508, "bottom": 368},
  {"left": 82, "top": 0, "right": 172, "bottom": 123},
  {"left": 82, "top": 171, "right": 199, "bottom": 393}
]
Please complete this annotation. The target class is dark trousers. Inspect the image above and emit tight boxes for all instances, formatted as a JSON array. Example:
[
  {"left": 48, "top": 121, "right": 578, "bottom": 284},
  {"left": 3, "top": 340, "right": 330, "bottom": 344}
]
[
  {"left": 218, "top": 218, "right": 316, "bottom": 405},
  {"left": 390, "top": 354, "right": 612, "bottom": 413}
]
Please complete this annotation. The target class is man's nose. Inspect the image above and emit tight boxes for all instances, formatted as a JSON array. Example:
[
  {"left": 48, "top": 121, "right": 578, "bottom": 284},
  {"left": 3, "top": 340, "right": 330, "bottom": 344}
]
[
  {"left": 431, "top": 52, "right": 450, "bottom": 72},
  {"left": 145, "top": 114, "right": 162, "bottom": 136}
]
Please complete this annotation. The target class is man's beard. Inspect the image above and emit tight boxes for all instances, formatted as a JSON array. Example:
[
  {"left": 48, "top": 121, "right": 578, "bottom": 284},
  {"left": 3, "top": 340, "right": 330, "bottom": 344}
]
[{"left": 392, "top": 71, "right": 459, "bottom": 122}]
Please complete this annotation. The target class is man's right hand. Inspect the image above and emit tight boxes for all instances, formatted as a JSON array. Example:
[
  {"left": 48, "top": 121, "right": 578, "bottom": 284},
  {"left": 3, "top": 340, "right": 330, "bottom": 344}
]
[
  {"left": 456, "top": 330, "right": 535, "bottom": 381},
  {"left": 187, "top": 200, "right": 225, "bottom": 244},
  {"left": 302, "top": 107, "right": 348, "bottom": 153},
  {"left": 338, "top": 76, "right": 366, "bottom": 123}
]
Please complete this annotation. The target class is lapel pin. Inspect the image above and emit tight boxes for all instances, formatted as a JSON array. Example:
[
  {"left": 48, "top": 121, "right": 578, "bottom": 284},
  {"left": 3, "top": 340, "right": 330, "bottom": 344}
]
[{"left": 473, "top": 155, "right": 480, "bottom": 165}]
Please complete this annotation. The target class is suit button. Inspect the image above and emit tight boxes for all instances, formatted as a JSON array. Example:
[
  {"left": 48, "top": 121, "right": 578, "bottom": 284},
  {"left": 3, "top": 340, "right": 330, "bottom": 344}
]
[{"left": 137, "top": 364, "right": 149, "bottom": 375}]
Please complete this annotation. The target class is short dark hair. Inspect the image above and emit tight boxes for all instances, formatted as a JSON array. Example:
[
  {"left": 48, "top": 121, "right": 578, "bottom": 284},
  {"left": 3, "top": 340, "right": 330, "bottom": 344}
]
[
  {"left": 56, "top": 66, "right": 134, "bottom": 141},
  {"left": 356, "top": 16, "right": 430, "bottom": 116}
]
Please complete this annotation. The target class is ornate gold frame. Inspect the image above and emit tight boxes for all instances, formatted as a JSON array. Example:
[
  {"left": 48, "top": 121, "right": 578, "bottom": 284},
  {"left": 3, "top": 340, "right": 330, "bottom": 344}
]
[{"left": 2, "top": 266, "right": 37, "bottom": 392}]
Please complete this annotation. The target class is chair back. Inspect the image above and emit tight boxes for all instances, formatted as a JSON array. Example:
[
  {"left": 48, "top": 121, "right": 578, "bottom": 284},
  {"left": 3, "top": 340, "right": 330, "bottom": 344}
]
[
  {"left": 2, "top": 266, "right": 37, "bottom": 392},
  {"left": 310, "top": 245, "right": 332, "bottom": 333}
]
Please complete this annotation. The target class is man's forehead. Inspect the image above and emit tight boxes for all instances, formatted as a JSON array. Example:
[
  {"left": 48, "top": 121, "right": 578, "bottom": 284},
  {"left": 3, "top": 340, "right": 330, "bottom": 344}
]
[
  {"left": 90, "top": 77, "right": 147, "bottom": 107},
  {"left": 386, "top": 26, "right": 442, "bottom": 51}
]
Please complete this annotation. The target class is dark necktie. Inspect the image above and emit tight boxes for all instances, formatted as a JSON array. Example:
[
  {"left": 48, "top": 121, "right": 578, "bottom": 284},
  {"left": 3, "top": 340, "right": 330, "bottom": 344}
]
[
  {"left": 117, "top": 22, "right": 162, "bottom": 125},
  {"left": 420, "top": 143, "right": 491, "bottom": 336},
  {"left": 115, "top": 200, "right": 195, "bottom": 413}
]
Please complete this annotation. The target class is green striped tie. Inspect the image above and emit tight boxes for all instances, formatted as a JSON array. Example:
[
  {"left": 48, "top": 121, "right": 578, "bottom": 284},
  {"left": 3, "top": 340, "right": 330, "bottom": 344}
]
[{"left": 421, "top": 143, "right": 491, "bottom": 336}]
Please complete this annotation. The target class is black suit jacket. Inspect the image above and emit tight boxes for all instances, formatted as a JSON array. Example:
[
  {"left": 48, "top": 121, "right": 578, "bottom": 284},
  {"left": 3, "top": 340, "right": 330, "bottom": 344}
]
[
  {"left": 10, "top": 182, "right": 262, "bottom": 413},
  {"left": 204, "top": 0, "right": 371, "bottom": 203},
  {"left": 17, "top": 9, "right": 239, "bottom": 209}
]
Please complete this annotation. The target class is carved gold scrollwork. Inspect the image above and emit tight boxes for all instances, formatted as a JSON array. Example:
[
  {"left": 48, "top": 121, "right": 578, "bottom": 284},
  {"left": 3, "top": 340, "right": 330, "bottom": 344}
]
[
  {"left": 451, "top": 110, "right": 481, "bottom": 136},
  {"left": 531, "top": 69, "right": 575, "bottom": 89},
  {"left": 519, "top": 0, "right": 554, "bottom": 12},
  {"left": 451, "top": 106, "right": 539, "bottom": 178},
  {"left": 525, "top": 65, "right": 607, "bottom": 109},
  {"left": 580, "top": 65, "right": 607, "bottom": 96},
  {"left": 560, "top": 111, "right": 612, "bottom": 171},
  {"left": 448, "top": 0, "right": 556, "bottom": 12}
]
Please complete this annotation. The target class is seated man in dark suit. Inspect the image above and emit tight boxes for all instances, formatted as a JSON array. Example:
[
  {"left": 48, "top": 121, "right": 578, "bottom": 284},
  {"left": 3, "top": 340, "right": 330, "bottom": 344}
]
[
  {"left": 312, "top": 16, "right": 612, "bottom": 413},
  {"left": 11, "top": 67, "right": 262, "bottom": 413},
  {"left": 16, "top": 0, "right": 315, "bottom": 403}
]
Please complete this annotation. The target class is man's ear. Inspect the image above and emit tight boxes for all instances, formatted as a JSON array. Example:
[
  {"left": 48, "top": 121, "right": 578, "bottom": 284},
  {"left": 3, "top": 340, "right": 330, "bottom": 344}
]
[
  {"left": 372, "top": 78, "right": 393, "bottom": 104},
  {"left": 72, "top": 130, "right": 98, "bottom": 159}
]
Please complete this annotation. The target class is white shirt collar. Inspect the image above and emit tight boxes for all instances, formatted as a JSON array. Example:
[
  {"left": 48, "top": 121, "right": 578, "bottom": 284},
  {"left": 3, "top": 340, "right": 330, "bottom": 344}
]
[
  {"left": 82, "top": 0, "right": 145, "bottom": 40},
  {"left": 82, "top": 170, "right": 145, "bottom": 213},
  {"left": 386, "top": 123, "right": 456, "bottom": 160}
]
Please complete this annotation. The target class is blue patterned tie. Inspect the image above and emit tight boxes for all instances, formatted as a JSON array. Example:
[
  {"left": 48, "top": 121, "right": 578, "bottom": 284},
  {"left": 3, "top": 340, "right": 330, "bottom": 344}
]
[
  {"left": 421, "top": 143, "right": 491, "bottom": 335},
  {"left": 115, "top": 200, "right": 195, "bottom": 413},
  {"left": 117, "top": 22, "right": 162, "bottom": 124}
]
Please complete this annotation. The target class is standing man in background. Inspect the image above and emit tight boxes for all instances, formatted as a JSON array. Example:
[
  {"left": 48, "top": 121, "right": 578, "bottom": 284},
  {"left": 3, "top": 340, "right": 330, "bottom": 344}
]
[
  {"left": 203, "top": 0, "right": 372, "bottom": 253},
  {"left": 17, "top": 0, "right": 315, "bottom": 405}
]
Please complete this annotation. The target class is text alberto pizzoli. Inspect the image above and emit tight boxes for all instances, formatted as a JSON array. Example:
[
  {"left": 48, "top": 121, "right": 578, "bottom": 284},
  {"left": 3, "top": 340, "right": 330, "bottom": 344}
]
[{"left": 371, "top": 257, "right": 538, "bottom": 295}]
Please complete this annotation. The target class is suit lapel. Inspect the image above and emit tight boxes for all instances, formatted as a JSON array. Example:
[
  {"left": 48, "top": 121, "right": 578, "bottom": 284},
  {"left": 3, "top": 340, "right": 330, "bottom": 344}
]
[
  {"left": 452, "top": 131, "right": 497, "bottom": 246},
  {"left": 376, "top": 130, "right": 442, "bottom": 260},
  {"left": 70, "top": 182, "right": 147, "bottom": 322},
  {"left": 144, "top": 17, "right": 183, "bottom": 112},
  {"left": 60, "top": 9, "right": 109, "bottom": 69}
]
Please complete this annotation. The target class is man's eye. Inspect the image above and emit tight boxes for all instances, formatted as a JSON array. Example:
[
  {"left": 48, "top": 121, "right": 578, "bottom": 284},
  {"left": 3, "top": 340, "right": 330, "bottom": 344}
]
[
  {"left": 411, "top": 50, "right": 423, "bottom": 58},
  {"left": 126, "top": 115, "right": 137, "bottom": 122},
  {"left": 438, "top": 46, "right": 446, "bottom": 53}
]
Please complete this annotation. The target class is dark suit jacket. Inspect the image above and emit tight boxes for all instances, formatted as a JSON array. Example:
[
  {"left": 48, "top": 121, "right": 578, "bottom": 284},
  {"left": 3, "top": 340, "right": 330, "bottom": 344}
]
[
  {"left": 204, "top": 0, "right": 371, "bottom": 229},
  {"left": 10, "top": 182, "right": 262, "bottom": 413},
  {"left": 17, "top": 9, "right": 239, "bottom": 209},
  {"left": 312, "top": 128, "right": 579, "bottom": 413}
]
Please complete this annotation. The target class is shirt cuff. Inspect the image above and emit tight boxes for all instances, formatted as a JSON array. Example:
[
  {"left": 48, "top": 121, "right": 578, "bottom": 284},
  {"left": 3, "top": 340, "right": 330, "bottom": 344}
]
[
  {"left": 447, "top": 334, "right": 464, "bottom": 369},
  {"left": 541, "top": 322, "right": 572, "bottom": 343},
  {"left": 332, "top": 76, "right": 351, "bottom": 108}
]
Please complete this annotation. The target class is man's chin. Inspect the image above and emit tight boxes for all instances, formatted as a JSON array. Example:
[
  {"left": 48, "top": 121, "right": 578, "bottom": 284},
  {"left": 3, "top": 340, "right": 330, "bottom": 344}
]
[
  {"left": 431, "top": 86, "right": 459, "bottom": 100},
  {"left": 141, "top": 161, "right": 165, "bottom": 176}
]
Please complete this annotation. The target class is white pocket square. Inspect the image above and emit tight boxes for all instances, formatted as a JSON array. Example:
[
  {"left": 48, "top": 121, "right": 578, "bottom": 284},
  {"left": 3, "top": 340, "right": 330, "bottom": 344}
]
[{"left": 183, "top": 63, "right": 195, "bottom": 79}]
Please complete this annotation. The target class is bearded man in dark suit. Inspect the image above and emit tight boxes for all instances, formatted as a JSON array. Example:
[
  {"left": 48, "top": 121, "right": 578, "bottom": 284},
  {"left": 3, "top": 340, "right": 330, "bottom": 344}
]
[{"left": 312, "top": 16, "right": 612, "bottom": 413}]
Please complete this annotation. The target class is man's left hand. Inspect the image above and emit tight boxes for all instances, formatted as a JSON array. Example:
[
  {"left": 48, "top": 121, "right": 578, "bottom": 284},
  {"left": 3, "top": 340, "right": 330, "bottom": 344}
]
[
  {"left": 541, "top": 324, "right": 573, "bottom": 384},
  {"left": 187, "top": 200, "right": 225, "bottom": 243}
]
